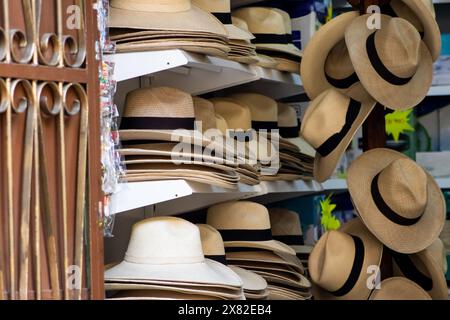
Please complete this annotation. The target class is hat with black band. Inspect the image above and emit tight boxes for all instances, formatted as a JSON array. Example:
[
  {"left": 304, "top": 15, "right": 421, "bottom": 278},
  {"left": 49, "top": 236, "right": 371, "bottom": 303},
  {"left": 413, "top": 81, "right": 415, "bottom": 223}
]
[
  {"left": 345, "top": 14, "right": 433, "bottom": 110},
  {"left": 309, "top": 218, "right": 383, "bottom": 300},
  {"left": 206, "top": 201, "right": 296, "bottom": 256},
  {"left": 300, "top": 88, "right": 376, "bottom": 182}
]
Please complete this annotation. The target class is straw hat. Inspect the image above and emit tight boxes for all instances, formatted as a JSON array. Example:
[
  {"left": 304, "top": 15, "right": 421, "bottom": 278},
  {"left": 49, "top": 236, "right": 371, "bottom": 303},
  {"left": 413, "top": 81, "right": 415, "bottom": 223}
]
[
  {"left": 309, "top": 218, "right": 383, "bottom": 300},
  {"left": 198, "top": 224, "right": 268, "bottom": 295},
  {"left": 347, "top": 148, "right": 446, "bottom": 254},
  {"left": 389, "top": 244, "right": 448, "bottom": 299},
  {"left": 427, "top": 238, "right": 447, "bottom": 274},
  {"left": 192, "top": 0, "right": 254, "bottom": 41},
  {"left": 269, "top": 208, "right": 313, "bottom": 256},
  {"left": 105, "top": 217, "right": 243, "bottom": 287},
  {"left": 386, "top": 0, "right": 441, "bottom": 61},
  {"left": 193, "top": 97, "right": 218, "bottom": 133},
  {"left": 232, "top": 7, "right": 301, "bottom": 59},
  {"left": 369, "top": 277, "right": 432, "bottom": 300},
  {"left": 207, "top": 201, "right": 296, "bottom": 255},
  {"left": 345, "top": 15, "right": 433, "bottom": 110},
  {"left": 301, "top": 11, "right": 372, "bottom": 102},
  {"left": 301, "top": 89, "right": 376, "bottom": 182},
  {"left": 277, "top": 103, "right": 315, "bottom": 157},
  {"left": 109, "top": 0, "right": 227, "bottom": 37}
]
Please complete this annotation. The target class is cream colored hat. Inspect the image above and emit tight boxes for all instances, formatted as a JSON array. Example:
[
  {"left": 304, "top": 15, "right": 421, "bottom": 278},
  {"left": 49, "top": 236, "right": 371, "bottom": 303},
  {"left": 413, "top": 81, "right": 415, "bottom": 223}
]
[
  {"left": 232, "top": 7, "right": 301, "bottom": 59},
  {"left": 301, "top": 11, "right": 372, "bottom": 102},
  {"left": 109, "top": 0, "right": 227, "bottom": 37},
  {"left": 345, "top": 15, "right": 433, "bottom": 110},
  {"left": 389, "top": 243, "right": 448, "bottom": 300},
  {"left": 197, "top": 224, "right": 268, "bottom": 295},
  {"left": 105, "top": 217, "right": 243, "bottom": 288},
  {"left": 309, "top": 218, "right": 383, "bottom": 300},
  {"left": 269, "top": 208, "right": 313, "bottom": 256},
  {"left": 369, "top": 277, "right": 432, "bottom": 300},
  {"left": 347, "top": 148, "right": 446, "bottom": 254},
  {"left": 193, "top": 0, "right": 254, "bottom": 41},
  {"left": 207, "top": 201, "right": 296, "bottom": 255},
  {"left": 300, "top": 88, "right": 376, "bottom": 182}
]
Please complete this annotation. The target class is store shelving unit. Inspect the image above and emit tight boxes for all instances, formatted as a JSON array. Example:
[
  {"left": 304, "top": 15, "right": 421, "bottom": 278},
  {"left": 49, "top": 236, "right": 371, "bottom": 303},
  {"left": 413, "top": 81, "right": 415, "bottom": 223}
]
[{"left": 427, "top": 85, "right": 450, "bottom": 97}]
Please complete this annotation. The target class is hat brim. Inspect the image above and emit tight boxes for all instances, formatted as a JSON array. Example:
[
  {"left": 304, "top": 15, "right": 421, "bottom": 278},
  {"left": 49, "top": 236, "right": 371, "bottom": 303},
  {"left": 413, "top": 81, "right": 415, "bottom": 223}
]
[
  {"left": 254, "top": 269, "right": 311, "bottom": 290},
  {"left": 301, "top": 90, "right": 376, "bottom": 183},
  {"left": 348, "top": 148, "right": 446, "bottom": 254},
  {"left": 228, "top": 55, "right": 259, "bottom": 65},
  {"left": 273, "top": 57, "right": 300, "bottom": 74},
  {"left": 105, "top": 258, "right": 242, "bottom": 288},
  {"left": 109, "top": 5, "right": 227, "bottom": 37},
  {"left": 122, "top": 174, "right": 238, "bottom": 189},
  {"left": 224, "top": 239, "right": 296, "bottom": 256},
  {"left": 225, "top": 24, "right": 255, "bottom": 41},
  {"left": 283, "top": 137, "right": 316, "bottom": 157},
  {"left": 311, "top": 218, "right": 384, "bottom": 300},
  {"left": 369, "top": 277, "right": 432, "bottom": 300},
  {"left": 345, "top": 14, "right": 433, "bottom": 110},
  {"left": 229, "top": 266, "right": 268, "bottom": 292},
  {"left": 256, "top": 43, "right": 301, "bottom": 58},
  {"left": 268, "top": 285, "right": 312, "bottom": 300},
  {"left": 116, "top": 41, "right": 229, "bottom": 57}
]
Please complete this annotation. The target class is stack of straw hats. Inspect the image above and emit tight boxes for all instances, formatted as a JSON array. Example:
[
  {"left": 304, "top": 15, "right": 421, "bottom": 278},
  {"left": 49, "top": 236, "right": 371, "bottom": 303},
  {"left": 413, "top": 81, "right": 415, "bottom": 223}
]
[
  {"left": 308, "top": 148, "right": 448, "bottom": 300},
  {"left": 300, "top": 0, "right": 441, "bottom": 182},
  {"left": 104, "top": 217, "right": 245, "bottom": 300},
  {"left": 207, "top": 201, "right": 313, "bottom": 300}
]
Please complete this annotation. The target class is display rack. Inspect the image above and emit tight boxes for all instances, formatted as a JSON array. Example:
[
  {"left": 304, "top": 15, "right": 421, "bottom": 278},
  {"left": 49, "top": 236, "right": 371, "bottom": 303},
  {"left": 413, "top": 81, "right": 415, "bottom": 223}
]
[{"left": 427, "top": 85, "right": 450, "bottom": 97}]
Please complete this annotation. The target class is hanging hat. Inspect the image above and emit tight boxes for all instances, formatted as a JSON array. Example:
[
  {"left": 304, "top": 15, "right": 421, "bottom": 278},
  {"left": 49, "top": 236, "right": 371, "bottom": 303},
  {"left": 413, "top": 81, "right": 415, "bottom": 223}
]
[
  {"left": 300, "top": 88, "right": 376, "bottom": 182},
  {"left": 109, "top": 0, "right": 227, "bottom": 37},
  {"left": 345, "top": 15, "right": 433, "bottom": 110},
  {"left": 347, "top": 148, "right": 446, "bottom": 254},
  {"left": 269, "top": 208, "right": 313, "bottom": 257},
  {"left": 301, "top": 11, "right": 372, "bottom": 102},
  {"left": 369, "top": 277, "right": 432, "bottom": 300},
  {"left": 309, "top": 218, "right": 383, "bottom": 300},
  {"left": 207, "top": 201, "right": 296, "bottom": 255},
  {"left": 427, "top": 238, "right": 447, "bottom": 274},
  {"left": 197, "top": 224, "right": 269, "bottom": 298},
  {"left": 388, "top": 243, "right": 448, "bottom": 299},
  {"left": 277, "top": 103, "right": 315, "bottom": 157},
  {"left": 105, "top": 217, "right": 243, "bottom": 288},
  {"left": 192, "top": 0, "right": 254, "bottom": 41},
  {"left": 232, "top": 7, "right": 301, "bottom": 60}
]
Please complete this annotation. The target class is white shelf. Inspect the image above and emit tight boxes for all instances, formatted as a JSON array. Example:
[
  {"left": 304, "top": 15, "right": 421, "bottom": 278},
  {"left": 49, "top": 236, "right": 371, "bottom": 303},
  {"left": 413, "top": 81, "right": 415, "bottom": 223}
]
[
  {"left": 107, "top": 49, "right": 303, "bottom": 98},
  {"left": 427, "top": 85, "right": 450, "bottom": 96},
  {"left": 436, "top": 178, "right": 450, "bottom": 189}
]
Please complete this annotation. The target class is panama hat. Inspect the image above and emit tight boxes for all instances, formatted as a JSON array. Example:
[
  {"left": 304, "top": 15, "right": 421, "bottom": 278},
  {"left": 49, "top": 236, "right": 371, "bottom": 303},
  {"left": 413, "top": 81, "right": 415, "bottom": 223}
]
[
  {"left": 301, "top": 11, "right": 372, "bottom": 102},
  {"left": 109, "top": 0, "right": 227, "bottom": 37},
  {"left": 232, "top": 7, "right": 301, "bottom": 59},
  {"left": 267, "top": 285, "right": 312, "bottom": 299},
  {"left": 347, "top": 148, "right": 446, "bottom": 254},
  {"left": 382, "top": 0, "right": 441, "bottom": 61},
  {"left": 427, "top": 238, "right": 447, "bottom": 274},
  {"left": 105, "top": 217, "right": 243, "bottom": 288},
  {"left": 388, "top": 244, "right": 448, "bottom": 299},
  {"left": 301, "top": 89, "right": 376, "bottom": 182},
  {"left": 197, "top": 224, "right": 268, "bottom": 297},
  {"left": 277, "top": 103, "right": 315, "bottom": 157},
  {"left": 345, "top": 15, "right": 433, "bottom": 110},
  {"left": 207, "top": 201, "right": 296, "bottom": 255},
  {"left": 269, "top": 208, "right": 313, "bottom": 257},
  {"left": 267, "top": 286, "right": 310, "bottom": 300},
  {"left": 193, "top": 0, "right": 254, "bottom": 41},
  {"left": 369, "top": 277, "right": 432, "bottom": 300},
  {"left": 193, "top": 97, "right": 218, "bottom": 133},
  {"left": 309, "top": 218, "right": 383, "bottom": 300}
]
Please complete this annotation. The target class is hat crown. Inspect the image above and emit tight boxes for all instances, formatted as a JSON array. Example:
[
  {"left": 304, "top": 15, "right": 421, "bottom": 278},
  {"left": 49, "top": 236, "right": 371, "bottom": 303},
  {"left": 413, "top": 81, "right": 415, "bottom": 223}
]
[
  {"left": 211, "top": 98, "right": 252, "bottom": 130},
  {"left": 193, "top": 97, "right": 217, "bottom": 133},
  {"left": 233, "top": 7, "right": 286, "bottom": 35},
  {"left": 269, "top": 208, "right": 302, "bottom": 236},
  {"left": 230, "top": 93, "right": 278, "bottom": 122},
  {"left": 207, "top": 201, "right": 271, "bottom": 230},
  {"left": 309, "top": 231, "right": 356, "bottom": 292},
  {"left": 111, "top": 0, "right": 191, "bottom": 12},
  {"left": 125, "top": 217, "right": 205, "bottom": 264},
  {"left": 390, "top": 0, "right": 424, "bottom": 32},
  {"left": 378, "top": 158, "right": 428, "bottom": 219},
  {"left": 192, "top": 0, "right": 230, "bottom": 13},
  {"left": 232, "top": 16, "right": 250, "bottom": 31},
  {"left": 198, "top": 224, "right": 226, "bottom": 256},
  {"left": 301, "top": 89, "right": 351, "bottom": 149},
  {"left": 277, "top": 103, "right": 298, "bottom": 128},
  {"left": 324, "top": 40, "right": 355, "bottom": 80},
  {"left": 375, "top": 18, "right": 421, "bottom": 78}
]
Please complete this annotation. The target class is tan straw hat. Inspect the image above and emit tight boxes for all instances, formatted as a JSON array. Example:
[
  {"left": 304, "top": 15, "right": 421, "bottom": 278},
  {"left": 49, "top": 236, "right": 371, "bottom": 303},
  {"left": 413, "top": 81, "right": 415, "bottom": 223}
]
[
  {"left": 427, "top": 238, "right": 447, "bottom": 274},
  {"left": 301, "top": 11, "right": 372, "bottom": 102},
  {"left": 232, "top": 7, "right": 301, "bottom": 59},
  {"left": 193, "top": 97, "right": 218, "bottom": 133},
  {"left": 301, "top": 88, "right": 376, "bottom": 182},
  {"left": 309, "top": 218, "right": 383, "bottom": 300},
  {"left": 348, "top": 148, "right": 446, "bottom": 254},
  {"left": 105, "top": 217, "right": 243, "bottom": 288},
  {"left": 193, "top": 0, "right": 254, "bottom": 41},
  {"left": 109, "top": 0, "right": 227, "bottom": 37},
  {"left": 388, "top": 243, "right": 448, "bottom": 299},
  {"left": 198, "top": 224, "right": 268, "bottom": 295},
  {"left": 207, "top": 201, "right": 296, "bottom": 255},
  {"left": 345, "top": 15, "right": 433, "bottom": 110},
  {"left": 369, "top": 277, "right": 432, "bottom": 300}
]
